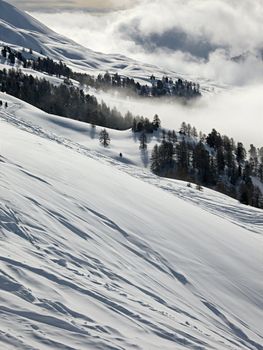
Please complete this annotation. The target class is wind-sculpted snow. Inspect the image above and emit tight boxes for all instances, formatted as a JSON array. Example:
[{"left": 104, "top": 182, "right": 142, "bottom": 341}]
[{"left": 0, "top": 97, "right": 263, "bottom": 350}]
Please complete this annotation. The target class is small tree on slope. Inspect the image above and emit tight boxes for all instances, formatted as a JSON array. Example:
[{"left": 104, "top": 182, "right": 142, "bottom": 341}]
[{"left": 99, "top": 129, "right": 110, "bottom": 147}]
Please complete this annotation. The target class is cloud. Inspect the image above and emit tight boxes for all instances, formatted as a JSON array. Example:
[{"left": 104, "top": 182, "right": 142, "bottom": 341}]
[
  {"left": 118, "top": 0, "right": 263, "bottom": 55},
  {"left": 31, "top": 0, "right": 263, "bottom": 86}
]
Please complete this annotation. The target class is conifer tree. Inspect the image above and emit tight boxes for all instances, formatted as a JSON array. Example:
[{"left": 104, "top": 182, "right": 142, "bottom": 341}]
[
  {"left": 152, "top": 114, "right": 161, "bottom": 130},
  {"left": 99, "top": 129, "right": 110, "bottom": 147}
]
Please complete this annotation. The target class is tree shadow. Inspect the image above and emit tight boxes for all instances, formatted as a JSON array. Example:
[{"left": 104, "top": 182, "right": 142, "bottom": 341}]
[
  {"left": 140, "top": 149, "right": 149, "bottom": 168},
  {"left": 132, "top": 131, "right": 139, "bottom": 143},
  {"left": 90, "top": 126, "right": 96, "bottom": 139}
]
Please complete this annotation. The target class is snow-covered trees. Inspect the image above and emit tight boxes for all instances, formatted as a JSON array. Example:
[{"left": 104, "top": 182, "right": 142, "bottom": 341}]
[{"left": 132, "top": 115, "right": 161, "bottom": 133}]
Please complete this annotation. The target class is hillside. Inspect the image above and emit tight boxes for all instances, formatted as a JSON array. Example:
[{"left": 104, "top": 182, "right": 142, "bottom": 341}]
[
  {"left": 0, "top": 93, "right": 263, "bottom": 350},
  {"left": 0, "top": 0, "right": 173, "bottom": 80}
]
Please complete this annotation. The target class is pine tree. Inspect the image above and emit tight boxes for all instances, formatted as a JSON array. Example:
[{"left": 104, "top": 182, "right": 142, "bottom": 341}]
[
  {"left": 236, "top": 142, "right": 246, "bottom": 164},
  {"left": 206, "top": 129, "right": 222, "bottom": 149},
  {"left": 180, "top": 121, "right": 187, "bottom": 134},
  {"left": 152, "top": 114, "right": 161, "bottom": 130},
  {"left": 186, "top": 123, "right": 192, "bottom": 137},
  {"left": 172, "top": 130, "right": 177, "bottom": 144},
  {"left": 99, "top": 129, "right": 110, "bottom": 147},
  {"left": 191, "top": 126, "right": 198, "bottom": 138},
  {"left": 162, "top": 129, "right": 166, "bottom": 142},
  {"left": 151, "top": 144, "right": 160, "bottom": 173},
  {"left": 248, "top": 144, "right": 258, "bottom": 175}
]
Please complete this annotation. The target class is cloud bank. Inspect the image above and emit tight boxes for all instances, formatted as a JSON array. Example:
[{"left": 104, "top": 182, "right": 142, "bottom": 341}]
[{"left": 32, "top": 0, "right": 263, "bottom": 86}]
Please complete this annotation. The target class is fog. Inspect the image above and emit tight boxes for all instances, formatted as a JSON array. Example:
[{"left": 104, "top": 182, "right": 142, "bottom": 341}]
[{"left": 94, "top": 86, "right": 262, "bottom": 148}]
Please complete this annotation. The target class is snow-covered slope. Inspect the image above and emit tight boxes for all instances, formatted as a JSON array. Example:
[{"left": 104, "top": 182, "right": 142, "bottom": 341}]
[
  {"left": 0, "top": 93, "right": 262, "bottom": 350},
  {"left": 0, "top": 0, "right": 169, "bottom": 79}
]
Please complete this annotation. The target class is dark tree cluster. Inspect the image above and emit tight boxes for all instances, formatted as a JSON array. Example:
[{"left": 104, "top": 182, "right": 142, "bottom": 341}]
[
  {"left": 131, "top": 114, "right": 161, "bottom": 133},
  {"left": 1, "top": 45, "right": 72, "bottom": 79},
  {"left": 0, "top": 68, "right": 135, "bottom": 130},
  {"left": 151, "top": 124, "right": 263, "bottom": 209},
  {"left": 85, "top": 72, "right": 201, "bottom": 99},
  {"left": 149, "top": 75, "right": 201, "bottom": 98},
  {"left": 27, "top": 57, "right": 72, "bottom": 79},
  {"left": 1, "top": 45, "right": 16, "bottom": 65}
]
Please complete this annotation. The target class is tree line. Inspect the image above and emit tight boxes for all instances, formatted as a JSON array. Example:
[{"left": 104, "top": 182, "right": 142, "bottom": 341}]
[
  {"left": 1, "top": 45, "right": 201, "bottom": 100},
  {"left": 73, "top": 71, "right": 201, "bottom": 99}
]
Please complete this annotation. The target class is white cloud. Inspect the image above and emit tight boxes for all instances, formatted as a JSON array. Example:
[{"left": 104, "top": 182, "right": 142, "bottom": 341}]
[{"left": 31, "top": 0, "right": 263, "bottom": 86}]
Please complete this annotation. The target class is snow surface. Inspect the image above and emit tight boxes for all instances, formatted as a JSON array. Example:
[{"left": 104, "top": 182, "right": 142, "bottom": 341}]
[{"left": 0, "top": 93, "right": 263, "bottom": 350}]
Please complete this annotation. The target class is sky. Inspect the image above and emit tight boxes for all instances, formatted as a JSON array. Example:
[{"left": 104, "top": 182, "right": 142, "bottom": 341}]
[{"left": 7, "top": 0, "right": 136, "bottom": 11}]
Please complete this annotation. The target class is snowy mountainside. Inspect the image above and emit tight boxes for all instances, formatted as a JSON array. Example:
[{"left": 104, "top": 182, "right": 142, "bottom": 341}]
[
  {"left": 0, "top": 92, "right": 263, "bottom": 350},
  {"left": 0, "top": 0, "right": 167, "bottom": 78}
]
